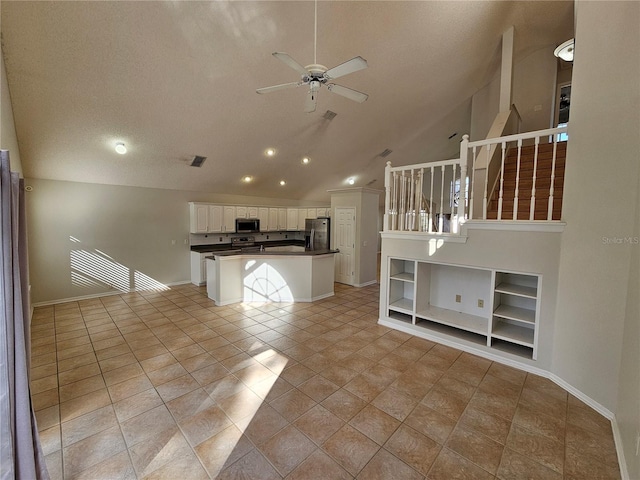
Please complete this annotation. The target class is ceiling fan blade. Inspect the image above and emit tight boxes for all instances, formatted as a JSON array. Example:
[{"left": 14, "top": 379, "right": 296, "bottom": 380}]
[
  {"left": 323, "top": 56, "right": 368, "bottom": 80},
  {"left": 304, "top": 89, "right": 317, "bottom": 113},
  {"left": 326, "top": 83, "right": 368, "bottom": 103},
  {"left": 272, "top": 52, "right": 309, "bottom": 76},
  {"left": 256, "top": 82, "right": 303, "bottom": 94}
]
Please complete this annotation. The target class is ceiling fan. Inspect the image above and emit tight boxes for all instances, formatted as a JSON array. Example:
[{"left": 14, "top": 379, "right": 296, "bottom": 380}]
[{"left": 256, "top": 0, "right": 369, "bottom": 113}]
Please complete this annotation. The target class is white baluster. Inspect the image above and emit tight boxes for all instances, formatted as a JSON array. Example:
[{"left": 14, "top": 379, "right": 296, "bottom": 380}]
[
  {"left": 409, "top": 170, "right": 415, "bottom": 230},
  {"left": 469, "top": 145, "right": 477, "bottom": 219},
  {"left": 513, "top": 139, "right": 522, "bottom": 220},
  {"left": 418, "top": 169, "right": 425, "bottom": 231},
  {"left": 548, "top": 139, "right": 558, "bottom": 220},
  {"left": 529, "top": 137, "right": 540, "bottom": 220},
  {"left": 392, "top": 172, "right": 398, "bottom": 230},
  {"left": 483, "top": 144, "right": 490, "bottom": 220},
  {"left": 384, "top": 161, "right": 392, "bottom": 231},
  {"left": 497, "top": 141, "right": 506, "bottom": 220}
]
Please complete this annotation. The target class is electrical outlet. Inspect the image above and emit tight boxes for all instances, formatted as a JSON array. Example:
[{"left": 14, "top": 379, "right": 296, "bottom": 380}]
[
  {"left": 478, "top": 299, "right": 484, "bottom": 308},
  {"left": 455, "top": 294, "right": 461, "bottom": 303},
  {"left": 219, "top": 237, "right": 222, "bottom": 242}
]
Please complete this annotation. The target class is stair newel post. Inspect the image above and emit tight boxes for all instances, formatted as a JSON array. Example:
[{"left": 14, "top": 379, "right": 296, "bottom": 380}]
[
  {"left": 418, "top": 169, "right": 425, "bottom": 231},
  {"left": 452, "top": 163, "right": 458, "bottom": 233},
  {"left": 439, "top": 166, "right": 445, "bottom": 232},
  {"left": 483, "top": 143, "right": 490, "bottom": 220},
  {"left": 529, "top": 136, "right": 540, "bottom": 220},
  {"left": 513, "top": 139, "right": 523, "bottom": 220},
  {"left": 459, "top": 134, "right": 469, "bottom": 222},
  {"left": 409, "top": 169, "right": 415, "bottom": 230},
  {"left": 548, "top": 138, "right": 558, "bottom": 220},
  {"left": 497, "top": 141, "right": 506, "bottom": 220},
  {"left": 384, "top": 161, "right": 391, "bottom": 231},
  {"left": 391, "top": 171, "right": 398, "bottom": 230},
  {"left": 429, "top": 167, "right": 434, "bottom": 233},
  {"left": 399, "top": 171, "right": 405, "bottom": 231}
]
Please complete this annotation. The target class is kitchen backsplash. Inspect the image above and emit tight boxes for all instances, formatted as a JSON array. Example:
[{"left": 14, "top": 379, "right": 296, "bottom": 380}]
[{"left": 190, "top": 231, "right": 305, "bottom": 246}]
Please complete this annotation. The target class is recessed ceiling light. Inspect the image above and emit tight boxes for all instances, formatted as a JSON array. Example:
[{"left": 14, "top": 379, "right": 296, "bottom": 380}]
[
  {"left": 115, "top": 142, "right": 127, "bottom": 154},
  {"left": 243, "top": 176, "right": 253, "bottom": 183},
  {"left": 265, "top": 148, "right": 276, "bottom": 157},
  {"left": 348, "top": 177, "right": 355, "bottom": 185},
  {"left": 279, "top": 180, "right": 286, "bottom": 186},
  {"left": 302, "top": 157, "right": 310, "bottom": 164}
]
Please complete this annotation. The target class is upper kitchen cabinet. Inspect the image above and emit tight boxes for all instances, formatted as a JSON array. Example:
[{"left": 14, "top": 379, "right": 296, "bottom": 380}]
[
  {"left": 258, "top": 208, "right": 270, "bottom": 232},
  {"left": 189, "top": 203, "right": 209, "bottom": 233},
  {"left": 222, "top": 206, "right": 236, "bottom": 232},
  {"left": 297, "top": 209, "right": 308, "bottom": 230},
  {"left": 189, "top": 203, "right": 236, "bottom": 233},
  {"left": 236, "top": 206, "right": 248, "bottom": 218},
  {"left": 286, "top": 208, "right": 299, "bottom": 231}
]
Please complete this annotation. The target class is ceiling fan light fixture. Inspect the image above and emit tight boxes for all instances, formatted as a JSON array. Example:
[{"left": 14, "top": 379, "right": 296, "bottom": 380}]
[
  {"left": 554, "top": 38, "right": 575, "bottom": 62},
  {"left": 115, "top": 142, "right": 127, "bottom": 154}
]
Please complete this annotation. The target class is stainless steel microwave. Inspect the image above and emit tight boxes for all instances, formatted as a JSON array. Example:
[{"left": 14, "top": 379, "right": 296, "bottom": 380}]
[{"left": 236, "top": 218, "right": 260, "bottom": 233}]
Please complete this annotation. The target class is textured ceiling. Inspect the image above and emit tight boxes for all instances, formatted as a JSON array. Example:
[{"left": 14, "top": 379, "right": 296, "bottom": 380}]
[{"left": 1, "top": 1, "right": 573, "bottom": 202}]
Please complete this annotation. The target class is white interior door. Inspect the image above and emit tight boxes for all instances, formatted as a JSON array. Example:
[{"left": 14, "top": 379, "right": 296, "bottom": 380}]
[{"left": 334, "top": 207, "right": 356, "bottom": 285}]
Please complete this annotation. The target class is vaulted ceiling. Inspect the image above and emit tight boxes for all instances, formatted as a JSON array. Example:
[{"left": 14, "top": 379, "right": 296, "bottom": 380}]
[{"left": 1, "top": 1, "right": 573, "bottom": 202}]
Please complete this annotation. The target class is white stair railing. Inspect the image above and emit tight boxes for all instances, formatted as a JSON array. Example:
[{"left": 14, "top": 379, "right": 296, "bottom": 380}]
[
  {"left": 466, "top": 125, "right": 568, "bottom": 221},
  {"left": 384, "top": 157, "right": 469, "bottom": 234}
]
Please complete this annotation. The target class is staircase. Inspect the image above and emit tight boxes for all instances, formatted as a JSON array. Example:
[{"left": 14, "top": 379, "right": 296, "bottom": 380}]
[{"left": 486, "top": 141, "right": 566, "bottom": 220}]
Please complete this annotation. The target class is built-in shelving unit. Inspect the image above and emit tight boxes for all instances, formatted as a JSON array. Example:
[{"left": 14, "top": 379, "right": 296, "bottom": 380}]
[{"left": 382, "top": 258, "right": 540, "bottom": 359}]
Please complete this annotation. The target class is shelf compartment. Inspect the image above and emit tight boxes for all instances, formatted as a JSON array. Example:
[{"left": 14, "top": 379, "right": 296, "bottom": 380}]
[
  {"left": 390, "top": 272, "right": 415, "bottom": 282},
  {"left": 491, "top": 319, "right": 534, "bottom": 346},
  {"left": 415, "top": 305, "right": 488, "bottom": 336},
  {"left": 389, "top": 298, "right": 414, "bottom": 313},
  {"left": 414, "top": 318, "right": 487, "bottom": 346},
  {"left": 490, "top": 338, "right": 533, "bottom": 359},
  {"left": 388, "top": 310, "right": 413, "bottom": 324},
  {"left": 494, "top": 282, "right": 537, "bottom": 299},
  {"left": 493, "top": 304, "right": 535, "bottom": 324}
]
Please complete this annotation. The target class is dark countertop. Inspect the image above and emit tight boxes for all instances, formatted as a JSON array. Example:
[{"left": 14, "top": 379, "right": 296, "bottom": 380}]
[
  {"left": 205, "top": 248, "right": 338, "bottom": 258},
  {"left": 191, "top": 239, "right": 305, "bottom": 254}
]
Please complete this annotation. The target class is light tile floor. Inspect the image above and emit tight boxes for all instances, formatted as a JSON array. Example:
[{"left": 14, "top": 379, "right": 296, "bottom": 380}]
[{"left": 30, "top": 283, "right": 622, "bottom": 479}]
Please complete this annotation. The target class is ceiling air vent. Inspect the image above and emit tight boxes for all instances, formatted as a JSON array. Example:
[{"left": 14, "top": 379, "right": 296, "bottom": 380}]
[
  {"left": 323, "top": 110, "right": 337, "bottom": 121},
  {"left": 379, "top": 148, "right": 393, "bottom": 158},
  {"left": 190, "top": 155, "right": 207, "bottom": 167}
]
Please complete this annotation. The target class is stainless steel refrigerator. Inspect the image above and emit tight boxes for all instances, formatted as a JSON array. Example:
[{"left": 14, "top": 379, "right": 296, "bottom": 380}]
[{"left": 305, "top": 218, "right": 330, "bottom": 250}]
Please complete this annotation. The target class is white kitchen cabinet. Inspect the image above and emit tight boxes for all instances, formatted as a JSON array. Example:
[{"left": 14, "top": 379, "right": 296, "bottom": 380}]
[
  {"left": 247, "top": 206, "right": 259, "bottom": 218},
  {"left": 236, "top": 206, "right": 248, "bottom": 218},
  {"left": 277, "top": 209, "right": 287, "bottom": 231},
  {"left": 298, "top": 209, "right": 308, "bottom": 230},
  {"left": 222, "top": 206, "right": 236, "bottom": 232},
  {"left": 190, "top": 251, "right": 209, "bottom": 286},
  {"left": 286, "top": 208, "right": 299, "bottom": 231},
  {"left": 189, "top": 203, "right": 209, "bottom": 233},
  {"left": 208, "top": 205, "right": 223, "bottom": 232},
  {"left": 268, "top": 208, "right": 279, "bottom": 231},
  {"left": 258, "top": 208, "right": 269, "bottom": 232},
  {"left": 307, "top": 208, "right": 317, "bottom": 220}
]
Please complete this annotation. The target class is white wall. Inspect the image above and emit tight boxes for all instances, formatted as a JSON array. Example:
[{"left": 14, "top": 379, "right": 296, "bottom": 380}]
[
  {"left": 616, "top": 169, "right": 640, "bottom": 479},
  {"left": 471, "top": 41, "right": 560, "bottom": 141},
  {"left": 553, "top": 0, "right": 640, "bottom": 417},
  {"left": 1, "top": 53, "right": 22, "bottom": 174},
  {"left": 26, "top": 177, "right": 324, "bottom": 304}
]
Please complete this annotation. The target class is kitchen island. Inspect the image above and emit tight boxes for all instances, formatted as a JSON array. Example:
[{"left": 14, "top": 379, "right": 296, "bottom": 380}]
[{"left": 206, "top": 248, "right": 337, "bottom": 305}]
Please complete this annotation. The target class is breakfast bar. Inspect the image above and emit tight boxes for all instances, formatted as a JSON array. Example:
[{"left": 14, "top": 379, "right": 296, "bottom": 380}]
[{"left": 206, "top": 248, "right": 337, "bottom": 305}]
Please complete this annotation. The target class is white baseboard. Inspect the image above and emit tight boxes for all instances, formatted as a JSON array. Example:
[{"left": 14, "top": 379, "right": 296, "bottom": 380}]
[
  {"left": 31, "top": 280, "right": 192, "bottom": 308},
  {"left": 610, "top": 417, "right": 630, "bottom": 480},
  {"left": 354, "top": 280, "right": 378, "bottom": 288}
]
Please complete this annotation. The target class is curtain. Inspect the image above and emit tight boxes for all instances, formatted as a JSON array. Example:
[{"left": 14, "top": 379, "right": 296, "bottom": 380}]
[{"left": 0, "top": 150, "right": 49, "bottom": 479}]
